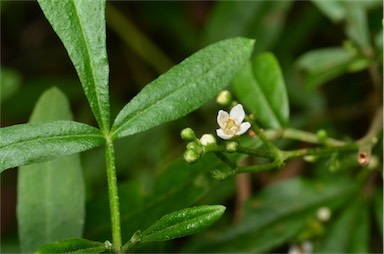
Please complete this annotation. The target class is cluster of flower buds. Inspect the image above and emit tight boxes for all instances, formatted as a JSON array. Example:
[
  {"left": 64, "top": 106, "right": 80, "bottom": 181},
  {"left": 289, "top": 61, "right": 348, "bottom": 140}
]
[{"left": 181, "top": 128, "right": 218, "bottom": 164}]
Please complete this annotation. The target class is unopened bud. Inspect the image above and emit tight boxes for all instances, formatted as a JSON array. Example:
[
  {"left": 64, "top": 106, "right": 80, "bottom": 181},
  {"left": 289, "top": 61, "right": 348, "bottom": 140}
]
[
  {"left": 225, "top": 141, "right": 238, "bottom": 153},
  {"left": 317, "top": 207, "right": 331, "bottom": 222},
  {"left": 183, "top": 149, "right": 199, "bottom": 164},
  {"left": 200, "top": 134, "right": 216, "bottom": 146},
  {"left": 316, "top": 129, "right": 328, "bottom": 142},
  {"left": 304, "top": 155, "right": 318, "bottom": 163},
  {"left": 187, "top": 141, "right": 200, "bottom": 151},
  {"left": 181, "top": 127, "right": 195, "bottom": 141},
  {"left": 216, "top": 90, "right": 232, "bottom": 106}
]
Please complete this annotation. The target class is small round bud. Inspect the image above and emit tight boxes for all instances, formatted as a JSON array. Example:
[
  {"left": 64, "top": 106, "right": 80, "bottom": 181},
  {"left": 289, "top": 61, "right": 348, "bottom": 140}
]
[
  {"left": 225, "top": 141, "right": 238, "bottom": 153},
  {"left": 104, "top": 241, "right": 113, "bottom": 251},
  {"left": 316, "top": 129, "right": 328, "bottom": 142},
  {"left": 183, "top": 149, "right": 199, "bottom": 164},
  {"left": 200, "top": 134, "right": 216, "bottom": 146},
  {"left": 317, "top": 207, "right": 331, "bottom": 222},
  {"left": 216, "top": 90, "right": 232, "bottom": 106},
  {"left": 180, "top": 127, "right": 195, "bottom": 141},
  {"left": 303, "top": 155, "right": 317, "bottom": 163},
  {"left": 186, "top": 141, "right": 200, "bottom": 151}
]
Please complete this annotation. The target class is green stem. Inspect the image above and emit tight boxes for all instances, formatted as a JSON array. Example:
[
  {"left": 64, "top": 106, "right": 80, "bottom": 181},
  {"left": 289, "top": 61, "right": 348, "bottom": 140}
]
[
  {"left": 356, "top": 107, "right": 383, "bottom": 166},
  {"left": 214, "top": 152, "right": 237, "bottom": 169},
  {"left": 275, "top": 128, "right": 345, "bottom": 146},
  {"left": 237, "top": 145, "right": 274, "bottom": 159},
  {"left": 247, "top": 119, "right": 284, "bottom": 166},
  {"left": 247, "top": 118, "right": 279, "bottom": 153},
  {"left": 105, "top": 137, "right": 122, "bottom": 251},
  {"left": 121, "top": 231, "right": 142, "bottom": 253},
  {"left": 282, "top": 143, "right": 359, "bottom": 160},
  {"left": 213, "top": 160, "right": 280, "bottom": 180}
]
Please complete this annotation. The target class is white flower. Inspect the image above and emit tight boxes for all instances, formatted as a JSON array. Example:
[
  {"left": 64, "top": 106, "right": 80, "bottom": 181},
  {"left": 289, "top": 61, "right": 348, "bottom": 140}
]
[{"left": 216, "top": 104, "right": 251, "bottom": 140}]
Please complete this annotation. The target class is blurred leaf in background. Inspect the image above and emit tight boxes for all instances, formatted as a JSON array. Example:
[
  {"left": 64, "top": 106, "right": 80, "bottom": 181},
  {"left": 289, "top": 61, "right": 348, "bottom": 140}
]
[{"left": 17, "top": 87, "right": 85, "bottom": 252}]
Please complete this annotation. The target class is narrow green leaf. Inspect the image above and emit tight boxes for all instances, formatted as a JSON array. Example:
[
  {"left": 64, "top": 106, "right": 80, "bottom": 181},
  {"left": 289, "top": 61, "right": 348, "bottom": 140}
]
[
  {"left": 311, "top": 0, "right": 345, "bottom": 23},
  {"left": 232, "top": 52, "right": 289, "bottom": 128},
  {"left": 344, "top": 2, "right": 371, "bottom": 49},
  {"left": 296, "top": 47, "right": 369, "bottom": 88},
  {"left": 35, "top": 238, "right": 105, "bottom": 254},
  {"left": 140, "top": 205, "right": 226, "bottom": 242},
  {"left": 297, "top": 47, "right": 353, "bottom": 73},
  {"left": 314, "top": 198, "right": 370, "bottom": 253},
  {"left": 111, "top": 37, "right": 255, "bottom": 139},
  {"left": 0, "top": 120, "right": 104, "bottom": 172},
  {"left": 17, "top": 87, "right": 86, "bottom": 252},
  {"left": 37, "top": 0, "right": 110, "bottom": 131},
  {"left": 184, "top": 177, "right": 359, "bottom": 252}
]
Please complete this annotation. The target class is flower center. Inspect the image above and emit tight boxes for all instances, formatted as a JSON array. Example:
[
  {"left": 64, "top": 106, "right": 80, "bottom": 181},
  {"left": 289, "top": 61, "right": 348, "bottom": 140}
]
[{"left": 224, "top": 118, "right": 240, "bottom": 135}]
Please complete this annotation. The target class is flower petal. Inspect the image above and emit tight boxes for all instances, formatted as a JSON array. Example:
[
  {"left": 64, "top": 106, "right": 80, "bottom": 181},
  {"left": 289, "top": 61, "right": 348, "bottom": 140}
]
[
  {"left": 229, "top": 104, "right": 245, "bottom": 123},
  {"left": 217, "top": 110, "right": 229, "bottom": 129},
  {"left": 216, "top": 129, "right": 233, "bottom": 140},
  {"left": 237, "top": 122, "right": 251, "bottom": 136}
]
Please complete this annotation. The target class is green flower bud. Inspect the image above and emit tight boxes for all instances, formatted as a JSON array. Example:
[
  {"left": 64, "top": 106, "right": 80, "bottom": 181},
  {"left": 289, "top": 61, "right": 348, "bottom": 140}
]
[
  {"left": 303, "top": 155, "right": 318, "bottom": 163},
  {"left": 180, "top": 127, "right": 195, "bottom": 141},
  {"left": 216, "top": 90, "right": 232, "bottom": 106},
  {"left": 316, "top": 129, "right": 328, "bottom": 142},
  {"left": 183, "top": 149, "right": 199, "bottom": 164},
  {"left": 186, "top": 141, "right": 204, "bottom": 155},
  {"left": 225, "top": 141, "right": 238, "bottom": 153}
]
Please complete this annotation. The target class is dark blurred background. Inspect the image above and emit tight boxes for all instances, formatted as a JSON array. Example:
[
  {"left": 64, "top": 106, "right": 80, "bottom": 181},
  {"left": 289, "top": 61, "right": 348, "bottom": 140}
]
[{"left": 1, "top": 1, "right": 382, "bottom": 252}]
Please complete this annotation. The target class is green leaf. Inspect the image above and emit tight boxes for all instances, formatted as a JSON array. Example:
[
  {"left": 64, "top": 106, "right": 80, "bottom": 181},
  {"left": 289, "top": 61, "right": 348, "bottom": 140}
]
[
  {"left": 37, "top": 0, "right": 110, "bottom": 131},
  {"left": 0, "top": 120, "right": 104, "bottom": 172},
  {"left": 111, "top": 37, "right": 255, "bottom": 139},
  {"left": 296, "top": 47, "right": 369, "bottom": 88},
  {"left": 344, "top": 2, "right": 371, "bottom": 49},
  {"left": 140, "top": 205, "right": 226, "bottom": 242},
  {"left": 35, "top": 238, "right": 105, "bottom": 254},
  {"left": 232, "top": 52, "right": 289, "bottom": 128},
  {"left": 311, "top": 0, "right": 345, "bottom": 23},
  {"left": 314, "top": 198, "right": 370, "bottom": 253},
  {"left": 184, "top": 177, "right": 359, "bottom": 252},
  {"left": 17, "top": 87, "right": 86, "bottom": 252}
]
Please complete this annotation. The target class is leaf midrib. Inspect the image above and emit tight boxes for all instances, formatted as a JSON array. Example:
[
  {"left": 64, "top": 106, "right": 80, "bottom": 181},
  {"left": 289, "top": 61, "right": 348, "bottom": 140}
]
[
  {"left": 0, "top": 133, "right": 104, "bottom": 149},
  {"left": 70, "top": 0, "right": 107, "bottom": 130}
]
